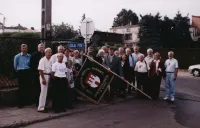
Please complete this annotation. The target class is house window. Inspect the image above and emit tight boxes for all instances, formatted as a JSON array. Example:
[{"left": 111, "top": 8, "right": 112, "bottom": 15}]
[{"left": 125, "top": 34, "right": 132, "bottom": 40}]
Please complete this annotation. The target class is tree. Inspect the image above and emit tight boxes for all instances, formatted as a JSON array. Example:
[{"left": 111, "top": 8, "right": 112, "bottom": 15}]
[
  {"left": 138, "top": 13, "right": 163, "bottom": 48},
  {"left": 171, "top": 11, "right": 192, "bottom": 47},
  {"left": 160, "top": 16, "right": 174, "bottom": 47},
  {"left": 52, "top": 22, "right": 78, "bottom": 39},
  {"left": 113, "top": 9, "right": 138, "bottom": 27}
]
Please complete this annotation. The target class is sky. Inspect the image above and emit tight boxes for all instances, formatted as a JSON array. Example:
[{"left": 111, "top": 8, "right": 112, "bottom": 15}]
[{"left": 0, "top": 0, "right": 200, "bottom": 31}]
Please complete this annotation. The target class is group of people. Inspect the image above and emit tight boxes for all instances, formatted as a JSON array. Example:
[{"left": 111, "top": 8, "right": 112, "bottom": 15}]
[
  {"left": 89, "top": 45, "right": 178, "bottom": 102},
  {"left": 13, "top": 43, "right": 178, "bottom": 113},
  {"left": 14, "top": 44, "right": 80, "bottom": 113}
]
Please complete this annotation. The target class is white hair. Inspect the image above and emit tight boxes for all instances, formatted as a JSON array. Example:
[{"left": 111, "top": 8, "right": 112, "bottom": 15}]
[
  {"left": 118, "top": 47, "right": 124, "bottom": 51},
  {"left": 101, "top": 46, "right": 107, "bottom": 49},
  {"left": 139, "top": 54, "right": 144, "bottom": 58},
  {"left": 133, "top": 46, "right": 139, "bottom": 49},
  {"left": 38, "top": 43, "right": 45, "bottom": 48},
  {"left": 125, "top": 48, "right": 131, "bottom": 53},
  {"left": 168, "top": 51, "right": 174, "bottom": 55},
  {"left": 57, "top": 45, "right": 64, "bottom": 51},
  {"left": 45, "top": 48, "right": 52, "bottom": 53},
  {"left": 57, "top": 53, "right": 63, "bottom": 57},
  {"left": 73, "top": 50, "right": 79, "bottom": 53},
  {"left": 147, "top": 48, "right": 153, "bottom": 53},
  {"left": 98, "top": 49, "right": 104, "bottom": 55}
]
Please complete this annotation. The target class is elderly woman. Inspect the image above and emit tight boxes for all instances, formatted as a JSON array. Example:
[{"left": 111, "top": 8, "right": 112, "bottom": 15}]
[
  {"left": 134, "top": 54, "right": 150, "bottom": 98},
  {"left": 95, "top": 49, "right": 105, "bottom": 64},
  {"left": 51, "top": 53, "right": 68, "bottom": 113},
  {"left": 73, "top": 50, "right": 82, "bottom": 65},
  {"left": 150, "top": 52, "right": 165, "bottom": 100}
]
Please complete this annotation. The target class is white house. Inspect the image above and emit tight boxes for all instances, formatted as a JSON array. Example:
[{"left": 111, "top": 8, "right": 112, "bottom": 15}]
[
  {"left": 0, "top": 28, "right": 39, "bottom": 33},
  {"left": 110, "top": 25, "right": 140, "bottom": 47},
  {"left": 190, "top": 16, "right": 200, "bottom": 41}
]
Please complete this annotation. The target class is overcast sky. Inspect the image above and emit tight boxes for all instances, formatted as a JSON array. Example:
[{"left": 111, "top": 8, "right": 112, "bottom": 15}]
[{"left": 0, "top": 0, "right": 200, "bottom": 31}]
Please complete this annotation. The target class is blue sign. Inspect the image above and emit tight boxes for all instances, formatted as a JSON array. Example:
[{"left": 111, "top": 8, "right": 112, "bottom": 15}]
[{"left": 67, "top": 42, "right": 85, "bottom": 49}]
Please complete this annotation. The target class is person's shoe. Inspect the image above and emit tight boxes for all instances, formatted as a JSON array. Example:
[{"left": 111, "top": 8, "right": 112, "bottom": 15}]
[
  {"left": 37, "top": 109, "right": 48, "bottom": 113},
  {"left": 170, "top": 97, "right": 175, "bottom": 102},
  {"left": 163, "top": 97, "right": 168, "bottom": 100}
]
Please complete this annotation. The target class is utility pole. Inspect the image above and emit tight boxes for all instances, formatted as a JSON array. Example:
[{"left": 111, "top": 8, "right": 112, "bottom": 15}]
[{"left": 41, "top": 0, "right": 52, "bottom": 45}]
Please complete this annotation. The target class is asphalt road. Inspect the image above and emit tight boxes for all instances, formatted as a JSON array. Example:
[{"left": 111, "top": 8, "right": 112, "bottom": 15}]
[
  {"left": 161, "top": 72, "right": 200, "bottom": 97},
  {"left": 25, "top": 72, "right": 200, "bottom": 128}
]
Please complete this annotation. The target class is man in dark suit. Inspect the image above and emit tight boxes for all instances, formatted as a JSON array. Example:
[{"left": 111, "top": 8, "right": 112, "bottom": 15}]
[
  {"left": 82, "top": 46, "right": 97, "bottom": 64},
  {"left": 30, "top": 43, "right": 45, "bottom": 105},
  {"left": 103, "top": 47, "right": 123, "bottom": 101}
]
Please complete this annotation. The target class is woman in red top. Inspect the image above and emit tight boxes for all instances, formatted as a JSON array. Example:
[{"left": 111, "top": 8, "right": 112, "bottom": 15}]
[{"left": 150, "top": 52, "right": 165, "bottom": 100}]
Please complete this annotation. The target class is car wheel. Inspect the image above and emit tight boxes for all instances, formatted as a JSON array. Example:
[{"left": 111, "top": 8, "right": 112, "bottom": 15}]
[{"left": 192, "top": 69, "right": 200, "bottom": 77}]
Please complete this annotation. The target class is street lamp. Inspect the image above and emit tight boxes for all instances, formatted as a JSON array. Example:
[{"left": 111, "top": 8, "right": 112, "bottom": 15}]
[{"left": 0, "top": 13, "right": 6, "bottom": 34}]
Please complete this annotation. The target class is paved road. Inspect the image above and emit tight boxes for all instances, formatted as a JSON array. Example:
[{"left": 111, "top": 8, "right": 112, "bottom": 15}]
[
  {"left": 25, "top": 72, "right": 200, "bottom": 128},
  {"left": 25, "top": 99, "right": 185, "bottom": 128},
  {"left": 161, "top": 72, "right": 200, "bottom": 97}
]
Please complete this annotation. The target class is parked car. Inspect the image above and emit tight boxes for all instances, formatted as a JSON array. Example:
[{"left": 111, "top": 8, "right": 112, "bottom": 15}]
[{"left": 188, "top": 64, "right": 200, "bottom": 77}]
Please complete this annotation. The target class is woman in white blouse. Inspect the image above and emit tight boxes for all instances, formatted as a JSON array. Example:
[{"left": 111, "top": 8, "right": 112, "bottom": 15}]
[
  {"left": 134, "top": 54, "right": 150, "bottom": 98},
  {"left": 51, "top": 53, "right": 68, "bottom": 113},
  {"left": 73, "top": 50, "right": 82, "bottom": 65}
]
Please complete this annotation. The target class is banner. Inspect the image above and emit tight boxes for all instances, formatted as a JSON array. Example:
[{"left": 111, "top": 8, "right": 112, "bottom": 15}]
[{"left": 75, "top": 57, "right": 114, "bottom": 104}]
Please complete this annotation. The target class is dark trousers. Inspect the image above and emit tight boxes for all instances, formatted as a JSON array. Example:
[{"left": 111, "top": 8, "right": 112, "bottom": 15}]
[
  {"left": 31, "top": 71, "right": 40, "bottom": 104},
  {"left": 136, "top": 72, "right": 149, "bottom": 97},
  {"left": 150, "top": 74, "right": 162, "bottom": 100},
  {"left": 52, "top": 77, "right": 68, "bottom": 112},
  {"left": 104, "top": 77, "right": 118, "bottom": 101},
  {"left": 68, "top": 88, "right": 75, "bottom": 105},
  {"left": 17, "top": 69, "right": 31, "bottom": 107},
  {"left": 128, "top": 70, "right": 135, "bottom": 93}
]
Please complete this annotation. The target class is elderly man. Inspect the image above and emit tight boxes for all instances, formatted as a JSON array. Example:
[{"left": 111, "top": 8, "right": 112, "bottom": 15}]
[
  {"left": 51, "top": 45, "right": 67, "bottom": 64},
  {"left": 134, "top": 54, "right": 150, "bottom": 98},
  {"left": 132, "top": 46, "right": 142, "bottom": 64},
  {"left": 30, "top": 43, "right": 45, "bottom": 105},
  {"left": 144, "top": 48, "right": 154, "bottom": 67},
  {"left": 125, "top": 48, "right": 135, "bottom": 93},
  {"left": 37, "top": 48, "right": 52, "bottom": 113},
  {"left": 114, "top": 50, "right": 120, "bottom": 57},
  {"left": 118, "top": 47, "right": 124, "bottom": 57},
  {"left": 164, "top": 51, "right": 179, "bottom": 102},
  {"left": 82, "top": 46, "right": 96, "bottom": 63},
  {"left": 14, "top": 44, "right": 31, "bottom": 108},
  {"left": 87, "top": 46, "right": 95, "bottom": 58},
  {"left": 132, "top": 46, "right": 142, "bottom": 88},
  {"left": 101, "top": 46, "right": 109, "bottom": 56},
  {"left": 104, "top": 47, "right": 123, "bottom": 101}
]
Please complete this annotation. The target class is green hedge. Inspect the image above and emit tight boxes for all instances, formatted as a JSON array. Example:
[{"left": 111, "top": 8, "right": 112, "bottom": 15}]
[{"left": 0, "top": 32, "right": 40, "bottom": 75}]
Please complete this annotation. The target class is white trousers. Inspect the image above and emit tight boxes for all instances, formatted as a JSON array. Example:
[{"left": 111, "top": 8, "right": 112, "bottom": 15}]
[{"left": 37, "top": 75, "right": 50, "bottom": 111}]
